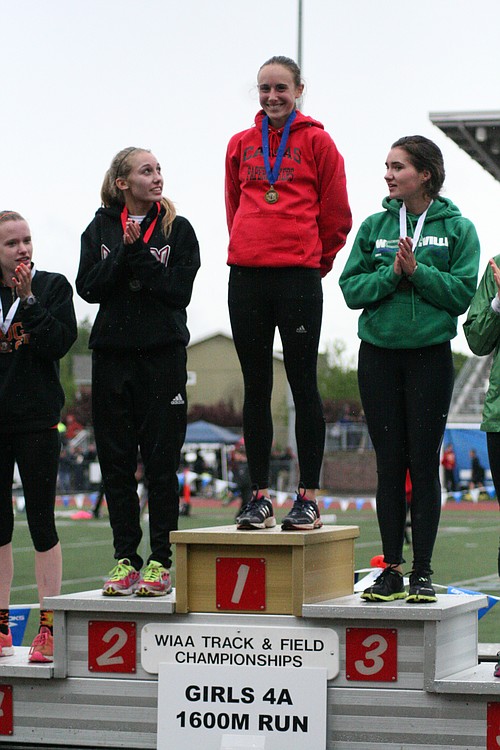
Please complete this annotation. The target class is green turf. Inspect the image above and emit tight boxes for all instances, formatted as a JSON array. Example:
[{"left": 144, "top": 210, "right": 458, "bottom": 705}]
[{"left": 11, "top": 499, "right": 500, "bottom": 647}]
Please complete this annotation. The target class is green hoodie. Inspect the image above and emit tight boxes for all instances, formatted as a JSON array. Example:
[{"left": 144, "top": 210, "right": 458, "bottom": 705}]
[
  {"left": 339, "top": 196, "right": 480, "bottom": 349},
  {"left": 463, "top": 255, "right": 500, "bottom": 432}
]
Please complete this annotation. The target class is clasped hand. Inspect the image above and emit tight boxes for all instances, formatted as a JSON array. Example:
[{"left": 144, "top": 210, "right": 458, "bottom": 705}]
[
  {"left": 489, "top": 258, "right": 500, "bottom": 301},
  {"left": 123, "top": 219, "right": 141, "bottom": 245},
  {"left": 12, "top": 262, "right": 32, "bottom": 301},
  {"left": 394, "top": 236, "right": 417, "bottom": 277}
]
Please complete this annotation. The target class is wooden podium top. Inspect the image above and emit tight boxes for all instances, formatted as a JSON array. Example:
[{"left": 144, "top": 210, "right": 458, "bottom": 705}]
[{"left": 171, "top": 524, "right": 359, "bottom": 547}]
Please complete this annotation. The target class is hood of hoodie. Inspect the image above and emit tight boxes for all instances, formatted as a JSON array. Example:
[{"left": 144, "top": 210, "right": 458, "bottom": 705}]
[
  {"left": 95, "top": 202, "right": 166, "bottom": 221},
  {"left": 382, "top": 195, "right": 463, "bottom": 222},
  {"left": 96, "top": 205, "right": 121, "bottom": 220},
  {"left": 254, "top": 108, "right": 326, "bottom": 134},
  {"left": 253, "top": 109, "right": 328, "bottom": 172}
]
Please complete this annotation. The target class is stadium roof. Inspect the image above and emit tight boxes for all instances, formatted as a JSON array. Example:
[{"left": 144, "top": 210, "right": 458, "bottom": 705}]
[{"left": 430, "top": 111, "right": 500, "bottom": 182}]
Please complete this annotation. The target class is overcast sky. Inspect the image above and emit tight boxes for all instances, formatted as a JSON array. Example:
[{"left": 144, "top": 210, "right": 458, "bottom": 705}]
[{"left": 2, "top": 0, "right": 500, "bottom": 363}]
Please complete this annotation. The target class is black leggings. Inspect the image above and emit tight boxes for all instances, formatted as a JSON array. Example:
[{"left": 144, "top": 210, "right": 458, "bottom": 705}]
[
  {"left": 228, "top": 266, "right": 325, "bottom": 489},
  {"left": 358, "top": 341, "right": 454, "bottom": 571},
  {"left": 487, "top": 433, "right": 500, "bottom": 505},
  {"left": 486, "top": 432, "right": 500, "bottom": 576},
  {"left": 0, "top": 429, "right": 60, "bottom": 551}
]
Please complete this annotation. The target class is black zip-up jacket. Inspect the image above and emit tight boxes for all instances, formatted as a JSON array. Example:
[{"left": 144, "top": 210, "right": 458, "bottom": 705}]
[
  {"left": 0, "top": 269, "right": 77, "bottom": 433},
  {"left": 76, "top": 204, "right": 200, "bottom": 351}
]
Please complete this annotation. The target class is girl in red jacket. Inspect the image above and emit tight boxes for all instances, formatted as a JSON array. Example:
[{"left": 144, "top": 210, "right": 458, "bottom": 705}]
[{"left": 225, "top": 55, "right": 351, "bottom": 531}]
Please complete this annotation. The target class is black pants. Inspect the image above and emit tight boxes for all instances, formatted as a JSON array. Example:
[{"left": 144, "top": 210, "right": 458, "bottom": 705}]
[
  {"left": 487, "top": 433, "right": 500, "bottom": 502},
  {"left": 0, "top": 429, "right": 60, "bottom": 551},
  {"left": 228, "top": 266, "right": 325, "bottom": 489},
  {"left": 358, "top": 341, "right": 454, "bottom": 572},
  {"left": 92, "top": 346, "right": 187, "bottom": 569},
  {"left": 486, "top": 432, "right": 500, "bottom": 576}
]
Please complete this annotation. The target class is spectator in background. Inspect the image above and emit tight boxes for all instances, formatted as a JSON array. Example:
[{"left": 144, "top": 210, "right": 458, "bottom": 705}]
[
  {"left": 441, "top": 444, "right": 457, "bottom": 492},
  {"left": 469, "top": 449, "right": 485, "bottom": 489},
  {"left": 57, "top": 446, "right": 73, "bottom": 495},
  {"left": 192, "top": 450, "right": 207, "bottom": 496},
  {"left": 64, "top": 413, "right": 83, "bottom": 440},
  {"left": 71, "top": 445, "right": 86, "bottom": 492}
]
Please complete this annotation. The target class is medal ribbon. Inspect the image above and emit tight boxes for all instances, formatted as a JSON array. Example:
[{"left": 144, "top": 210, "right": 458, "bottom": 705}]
[
  {"left": 262, "top": 110, "right": 297, "bottom": 187},
  {"left": 0, "top": 266, "right": 36, "bottom": 335},
  {"left": 399, "top": 200, "right": 433, "bottom": 252},
  {"left": 121, "top": 202, "right": 161, "bottom": 244}
]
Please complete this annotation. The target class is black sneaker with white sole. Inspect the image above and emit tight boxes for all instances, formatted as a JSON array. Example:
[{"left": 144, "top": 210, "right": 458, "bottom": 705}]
[
  {"left": 237, "top": 495, "right": 276, "bottom": 530},
  {"left": 281, "top": 489, "right": 323, "bottom": 531}
]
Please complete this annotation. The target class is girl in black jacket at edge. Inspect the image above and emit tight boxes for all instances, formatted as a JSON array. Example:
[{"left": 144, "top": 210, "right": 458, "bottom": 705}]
[
  {"left": 76, "top": 147, "right": 200, "bottom": 597},
  {"left": 0, "top": 210, "right": 77, "bottom": 663}
]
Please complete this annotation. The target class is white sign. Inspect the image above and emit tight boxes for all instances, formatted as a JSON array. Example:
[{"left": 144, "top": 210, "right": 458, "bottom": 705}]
[
  {"left": 157, "top": 663, "right": 327, "bottom": 750},
  {"left": 142, "top": 623, "right": 339, "bottom": 679}
]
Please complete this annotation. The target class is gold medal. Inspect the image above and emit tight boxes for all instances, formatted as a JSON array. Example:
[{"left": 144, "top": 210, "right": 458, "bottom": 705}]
[
  {"left": 264, "top": 187, "right": 279, "bottom": 204},
  {"left": 0, "top": 339, "right": 12, "bottom": 353}
]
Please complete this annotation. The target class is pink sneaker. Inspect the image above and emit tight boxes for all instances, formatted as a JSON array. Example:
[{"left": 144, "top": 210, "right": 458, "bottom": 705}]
[
  {"left": 136, "top": 560, "right": 172, "bottom": 597},
  {"left": 0, "top": 628, "right": 14, "bottom": 657},
  {"left": 29, "top": 626, "right": 53, "bottom": 663},
  {"left": 102, "top": 558, "right": 140, "bottom": 596}
]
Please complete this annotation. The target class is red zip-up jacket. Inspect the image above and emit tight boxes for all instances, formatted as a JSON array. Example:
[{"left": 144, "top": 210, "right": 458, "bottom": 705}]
[{"left": 225, "top": 109, "right": 352, "bottom": 277}]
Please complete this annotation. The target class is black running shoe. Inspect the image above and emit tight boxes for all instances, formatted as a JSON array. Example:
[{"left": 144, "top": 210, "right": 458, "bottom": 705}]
[
  {"left": 406, "top": 571, "right": 437, "bottom": 603},
  {"left": 236, "top": 494, "right": 276, "bottom": 530},
  {"left": 361, "top": 565, "right": 407, "bottom": 602},
  {"left": 281, "top": 491, "right": 323, "bottom": 530}
]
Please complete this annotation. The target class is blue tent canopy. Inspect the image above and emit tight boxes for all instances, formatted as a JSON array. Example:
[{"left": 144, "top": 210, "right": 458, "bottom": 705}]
[
  {"left": 183, "top": 421, "right": 241, "bottom": 483},
  {"left": 184, "top": 420, "right": 240, "bottom": 445}
]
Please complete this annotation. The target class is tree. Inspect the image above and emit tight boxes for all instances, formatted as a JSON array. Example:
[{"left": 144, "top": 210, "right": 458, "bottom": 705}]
[
  {"left": 188, "top": 400, "right": 242, "bottom": 427},
  {"left": 60, "top": 318, "right": 93, "bottom": 415},
  {"left": 317, "top": 343, "right": 470, "bottom": 423},
  {"left": 317, "top": 340, "right": 362, "bottom": 422},
  {"left": 452, "top": 350, "right": 469, "bottom": 378},
  {"left": 69, "top": 317, "right": 92, "bottom": 355}
]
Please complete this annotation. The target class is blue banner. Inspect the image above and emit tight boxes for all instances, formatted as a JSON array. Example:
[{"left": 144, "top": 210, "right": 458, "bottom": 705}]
[
  {"left": 9, "top": 606, "right": 32, "bottom": 646},
  {"left": 447, "top": 586, "right": 499, "bottom": 620}
]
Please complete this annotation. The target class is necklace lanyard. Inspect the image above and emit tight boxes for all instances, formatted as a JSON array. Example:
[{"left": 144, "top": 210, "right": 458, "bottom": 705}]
[
  {"left": 262, "top": 110, "right": 296, "bottom": 200},
  {"left": 399, "top": 200, "right": 433, "bottom": 251},
  {"left": 0, "top": 266, "right": 36, "bottom": 335},
  {"left": 121, "top": 202, "right": 161, "bottom": 244}
]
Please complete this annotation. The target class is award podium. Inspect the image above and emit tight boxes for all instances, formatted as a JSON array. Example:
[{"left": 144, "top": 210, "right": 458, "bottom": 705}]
[{"left": 0, "top": 521, "right": 499, "bottom": 748}]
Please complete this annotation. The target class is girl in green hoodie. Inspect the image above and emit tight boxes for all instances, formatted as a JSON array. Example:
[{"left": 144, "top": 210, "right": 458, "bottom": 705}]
[
  {"left": 340, "top": 135, "right": 480, "bottom": 603},
  {"left": 464, "top": 255, "right": 500, "bottom": 582}
]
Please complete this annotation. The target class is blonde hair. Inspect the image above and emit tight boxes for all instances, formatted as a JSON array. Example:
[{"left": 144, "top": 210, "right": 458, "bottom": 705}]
[{"left": 100, "top": 147, "right": 176, "bottom": 237}]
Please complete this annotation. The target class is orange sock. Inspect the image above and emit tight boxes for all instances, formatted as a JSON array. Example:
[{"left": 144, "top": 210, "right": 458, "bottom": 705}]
[{"left": 40, "top": 609, "right": 54, "bottom": 633}]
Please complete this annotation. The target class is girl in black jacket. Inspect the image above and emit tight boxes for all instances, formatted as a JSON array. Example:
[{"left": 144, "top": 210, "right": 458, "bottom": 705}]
[
  {"left": 77, "top": 147, "right": 200, "bottom": 597},
  {"left": 0, "top": 210, "right": 77, "bottom": 662}
]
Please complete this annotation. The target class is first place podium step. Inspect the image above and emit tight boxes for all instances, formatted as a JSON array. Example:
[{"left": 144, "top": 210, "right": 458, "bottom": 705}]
[{"left": 171, "top": 524, "right": 360, "bottom": 616}]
